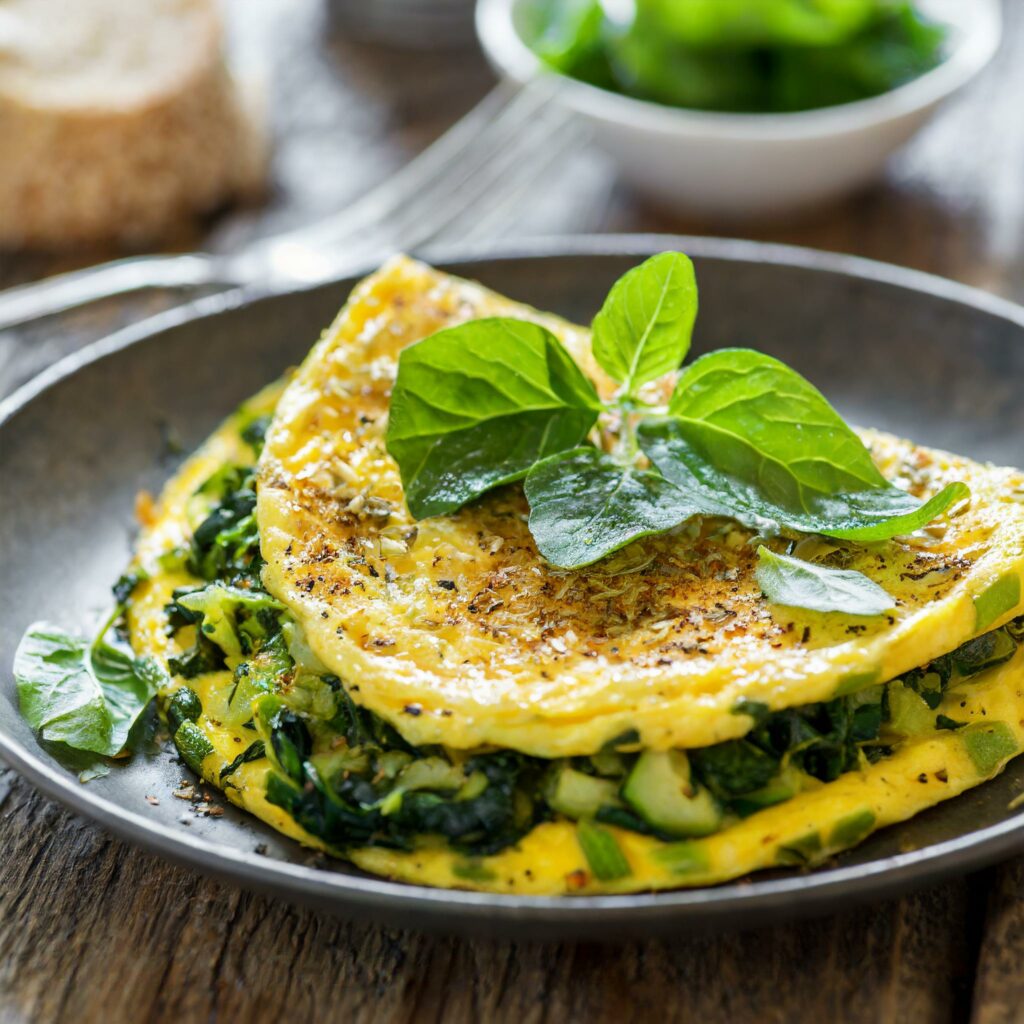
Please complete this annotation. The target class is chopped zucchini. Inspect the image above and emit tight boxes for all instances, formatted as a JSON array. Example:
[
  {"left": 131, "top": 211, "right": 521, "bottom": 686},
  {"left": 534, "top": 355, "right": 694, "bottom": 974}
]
[
  {"left": 961, "top": 722, "right": 1018, "bottom": 775},
  {"left": 547, "top": 765, "right": 621, "bottom": 820},
  {"left": 622, "top": 750, "right": 722, "bottom": 838},
  {"left": 576, "top": 819, "right": 631, "bottom": 881},
  {"left": 166, "top": 686, "right": 202, "bottom": 734},
  {"left": 885, "top": 681, "right": 935, "bottom": 737},
  {"left": 174, "top": 720, "right": 214, "bottom": 773},
  {"left": 397, "top": 757, "right": 466, "bottom": 793}
]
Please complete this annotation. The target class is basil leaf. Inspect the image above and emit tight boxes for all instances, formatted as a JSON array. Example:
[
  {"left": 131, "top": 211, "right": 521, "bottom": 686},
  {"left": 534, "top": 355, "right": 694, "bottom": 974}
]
[
  {"left": 591, "top": 252, "right": 698, "bottom": 394},
  {"left": 387, "top": 319, "right": 601, "bottom": 518},
  {"left": 524, "top": 447, "right": 701, "bottom": 568},
  {"left": 643, "top": 349, "right": 968, "bottom": 540},
  {"left": 14, "top": 622, "right": 165, "bottom": 757},
  {"left": 668, "top": 348, "right": 888, "bottom": 495},
  {"left": 756, "top": 547, "right": 896, "bottom": 616}
]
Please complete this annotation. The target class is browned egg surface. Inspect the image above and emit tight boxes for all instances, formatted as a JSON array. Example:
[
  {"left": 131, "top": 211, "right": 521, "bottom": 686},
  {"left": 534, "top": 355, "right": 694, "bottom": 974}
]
[{"left": 257, "top": 256, "right": 1024, "bottom": 757}]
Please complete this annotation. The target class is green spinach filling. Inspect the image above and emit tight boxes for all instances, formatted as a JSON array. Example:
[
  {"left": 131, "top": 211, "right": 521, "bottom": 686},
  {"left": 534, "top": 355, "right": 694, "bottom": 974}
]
[{"left": 150, "top": 457, "right": 1024, "bottom": 858}]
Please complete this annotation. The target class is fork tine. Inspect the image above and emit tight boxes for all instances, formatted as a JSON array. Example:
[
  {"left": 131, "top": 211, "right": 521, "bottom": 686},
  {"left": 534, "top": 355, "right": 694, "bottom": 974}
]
[
  {"left": 439, "top": 121, "right": 590, "bottom": 245},
  {"left": 367, "top": 102, "right": 581, "bottom": 252},
  {"left": 0, "top": 80, "right": 578, "bottom": 331},
  {"left": 282, "top": 80, "right": 560, "bottom": 251}
]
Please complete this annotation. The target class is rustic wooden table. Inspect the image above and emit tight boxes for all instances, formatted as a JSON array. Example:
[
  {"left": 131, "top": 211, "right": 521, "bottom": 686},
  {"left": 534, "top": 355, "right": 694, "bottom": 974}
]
[{"left": 2, "top": 3, "right": 1023, "bottom": 1021}]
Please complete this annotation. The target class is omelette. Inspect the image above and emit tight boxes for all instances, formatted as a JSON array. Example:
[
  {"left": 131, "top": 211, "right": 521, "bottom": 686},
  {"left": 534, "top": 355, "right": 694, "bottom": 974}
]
[{"left": 121, "top": 256, "right": 1024, "bottom": 895}]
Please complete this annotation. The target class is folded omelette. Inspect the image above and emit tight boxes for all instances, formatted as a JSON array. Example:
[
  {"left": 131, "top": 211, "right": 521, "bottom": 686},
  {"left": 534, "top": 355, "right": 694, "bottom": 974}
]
[{"left": 123, "top": 256, "right": 1024, "bottom": 894}]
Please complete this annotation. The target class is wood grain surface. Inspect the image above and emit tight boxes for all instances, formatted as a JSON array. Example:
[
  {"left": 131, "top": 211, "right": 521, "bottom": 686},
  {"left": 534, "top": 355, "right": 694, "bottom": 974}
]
[{"left": 2, "top": 2, "right": 1023, "bottom": 1021}]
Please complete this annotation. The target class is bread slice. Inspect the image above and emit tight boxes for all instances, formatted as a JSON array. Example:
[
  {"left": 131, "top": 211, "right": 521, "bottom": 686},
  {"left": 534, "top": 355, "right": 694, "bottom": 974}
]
[{"left": 0, "top": 0, "right": 267, "bottom": 248}]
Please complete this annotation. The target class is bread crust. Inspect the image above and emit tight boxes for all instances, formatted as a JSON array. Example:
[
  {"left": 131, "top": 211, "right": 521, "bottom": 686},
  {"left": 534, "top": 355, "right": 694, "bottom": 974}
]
[{"left": 0, "top": 0, "right": 266, "bottom": 248}]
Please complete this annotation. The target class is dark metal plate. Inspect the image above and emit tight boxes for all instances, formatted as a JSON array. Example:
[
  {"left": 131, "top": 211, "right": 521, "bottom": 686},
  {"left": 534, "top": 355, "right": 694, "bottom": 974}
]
[{"left": 2, "top": 235, "right": 1023, "bottom": 940}]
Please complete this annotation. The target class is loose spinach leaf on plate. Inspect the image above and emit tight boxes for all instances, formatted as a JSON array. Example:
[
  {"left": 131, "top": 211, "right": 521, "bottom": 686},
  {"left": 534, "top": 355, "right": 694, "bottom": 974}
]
[
  {"left": 755, "top": 547, "right": 896, "bottom": 616},
  {"left": 591, "top": 251, "right": 698, "bottom": 394},
  {"left": 641, "top": 349, "right": 968, "bottom": 541},
  {"left": 387, "top": 318, "right": 601, "bottom": 518},
  {"left": 14, "top": 621, "right": 166, "bottom": 757},
  {"left": 524, "top": 447, "right": 703, "bottom": 568}
]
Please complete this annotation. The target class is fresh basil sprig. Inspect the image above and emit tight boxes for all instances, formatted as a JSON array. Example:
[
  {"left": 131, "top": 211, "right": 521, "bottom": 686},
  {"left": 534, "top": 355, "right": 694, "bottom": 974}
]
[
  {"left": 591, "top": 251, "right": 698, "bottom": 396},
  {"left": 385, "top": 252, "right": 969, "bottom": 579},
  {"left": 14, "top": 614, "right": 165, "bottom": 758}
]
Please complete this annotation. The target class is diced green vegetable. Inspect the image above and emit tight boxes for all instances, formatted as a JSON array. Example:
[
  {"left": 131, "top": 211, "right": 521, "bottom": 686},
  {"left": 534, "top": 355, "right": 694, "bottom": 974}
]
[
  {"left": 829, "top": 809, "right": 876, "bottom": 848},
  {"left": 225, "top": 632, "right": 292, "bottom": 726},
  {"left": 776, "top": 830, "right": 823, "bottom": 866},
  {"left": 166, "top": 686, "right": 203, "bottom": 735},
  {"left": 175, "top": 720, "right": 215, "bottom": 773},
  {"left": 452, "top": 860, "right": 499, "bottom": 883},
  {"left": 622, "top": 750, "right": 722, "bottom": 838},
  {"left": 974, "top": 574, "right": 1022, "bottom": 632},
  {"left": 396, "top": 757, "right": 466, "bottom": 794},
  {"left": 576, "top": 819, "right": 632, "bottom": 881},
  {"left": 729, "top": 766, "right": 802, "bottom": 817},
  {"left": 589, "top": 748, "right": 628, "bottom": 777},
  {"left": 652, "top": 841, "right": 709, "bottom": 876},
  {"left": 885, "top": 681, "right": 935, "bottom": 738},
  {"left": 961, "top": 722, "right": 1018, "bottom": 776},
  {"left": 546, "top": 765, "right": 621, "bottom": 820}
]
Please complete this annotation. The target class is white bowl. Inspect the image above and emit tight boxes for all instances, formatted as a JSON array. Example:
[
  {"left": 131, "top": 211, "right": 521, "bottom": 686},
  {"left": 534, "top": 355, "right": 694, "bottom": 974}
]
[{"left": 476, "top": 0, "right": 1002, "bottom": 219}]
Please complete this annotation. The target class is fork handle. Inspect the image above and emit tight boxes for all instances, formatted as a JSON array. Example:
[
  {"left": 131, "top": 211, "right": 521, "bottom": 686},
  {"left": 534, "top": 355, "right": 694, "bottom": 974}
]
[{"left": 0, "top": 253, "right": 233, "bottom": 333}]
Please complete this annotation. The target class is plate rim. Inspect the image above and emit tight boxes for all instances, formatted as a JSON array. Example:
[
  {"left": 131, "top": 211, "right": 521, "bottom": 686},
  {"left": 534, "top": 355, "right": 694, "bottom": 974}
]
[{"left": 3, "top": 233, "right": 1024, "bottom": 936}]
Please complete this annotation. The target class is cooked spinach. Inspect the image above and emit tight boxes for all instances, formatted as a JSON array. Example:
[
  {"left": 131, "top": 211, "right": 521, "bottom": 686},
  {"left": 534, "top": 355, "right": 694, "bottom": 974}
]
[
  {"left": 186, "top": 466, "right": 262, "bottom": 585},
  {"left": 158, "top": 436, "right": 1021, "bottom": 857},
  {"left": 685, "top": 622, "right": 1020, "bottom": 811},
  {"left": 255, "top": 618, "right": 1023, "bottom": 853},
  {"left": 220, "top": 739, "right": 266, "bottom": 782},
  {"left": 240, "top": 413, "right": 273, "bottom": 456},
  {"left": 258, "top": 694, "right": 545, "bottom": 855},
  {"left": 168, "top": 632, "right": 226, "bottom": 680}
]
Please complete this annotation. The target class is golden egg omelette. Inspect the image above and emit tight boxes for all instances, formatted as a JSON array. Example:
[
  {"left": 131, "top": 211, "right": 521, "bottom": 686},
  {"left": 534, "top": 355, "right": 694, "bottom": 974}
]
[{"left": 122, "top": 256, "right": 1024, "bottom": 895}]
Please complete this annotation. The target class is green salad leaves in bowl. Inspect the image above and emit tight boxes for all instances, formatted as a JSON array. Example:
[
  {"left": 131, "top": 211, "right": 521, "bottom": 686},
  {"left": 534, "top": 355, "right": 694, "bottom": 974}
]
[
  {"left": 530, "top": 0, "right": 950, "bottom": 113},
  {"left": 476, "top": 0, "right": 1001, "bottom": 217}
]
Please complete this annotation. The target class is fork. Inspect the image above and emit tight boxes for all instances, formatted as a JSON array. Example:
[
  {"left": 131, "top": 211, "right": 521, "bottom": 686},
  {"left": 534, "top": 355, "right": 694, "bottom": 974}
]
[{"left": 0, "top": 81, "right": 585, "bottom": 333}]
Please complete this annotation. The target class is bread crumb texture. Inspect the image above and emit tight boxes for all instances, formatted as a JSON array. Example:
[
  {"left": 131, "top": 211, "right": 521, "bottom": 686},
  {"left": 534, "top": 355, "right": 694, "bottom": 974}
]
[{"left": 0, "top": 0, "right": 267, "bottom": 248}]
